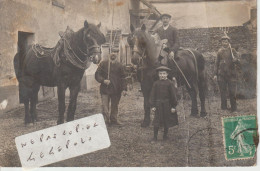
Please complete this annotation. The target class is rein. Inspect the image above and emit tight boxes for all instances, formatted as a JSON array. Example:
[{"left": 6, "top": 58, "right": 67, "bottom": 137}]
[
  {"left": 168, "top": 48, "right": 199, "bottom": 89},
  {"left": 133, "top": 47, "right": 146, "bottom": 81}
]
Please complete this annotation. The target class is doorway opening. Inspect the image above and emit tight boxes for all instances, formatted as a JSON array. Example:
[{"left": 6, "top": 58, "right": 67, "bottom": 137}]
[
  {"left": 17, "top": 31, "right": 35, "bottom": 68},
  {"left": 18, "top": 31, "right": 34, "bottom": 55}
]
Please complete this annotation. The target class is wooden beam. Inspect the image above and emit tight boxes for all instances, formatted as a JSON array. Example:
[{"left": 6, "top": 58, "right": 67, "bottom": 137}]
[
  {"left": 148, "top": 0, "right": 245, "bottom": 3},
  {"left": 52, "top": 0, "right": 65, "bottom": 9},
  {"left": 129, "top": 9, "right": 153, "bottom": 17},
  {"left": 139, "top": 0, "right": 161, "bottom": 16}
]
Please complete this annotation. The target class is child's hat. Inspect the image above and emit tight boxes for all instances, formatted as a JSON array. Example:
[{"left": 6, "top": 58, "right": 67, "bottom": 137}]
[{"left": 156, "top": 65, "right": 171, "bottom": 72}]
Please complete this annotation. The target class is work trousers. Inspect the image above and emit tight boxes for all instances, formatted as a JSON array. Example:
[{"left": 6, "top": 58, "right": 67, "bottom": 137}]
[
  {"left": 218, "top": 76, "right": 237, "bottom": 111},
  {"left": 101, "top": 93, "right": 121, "bottom": 123}
]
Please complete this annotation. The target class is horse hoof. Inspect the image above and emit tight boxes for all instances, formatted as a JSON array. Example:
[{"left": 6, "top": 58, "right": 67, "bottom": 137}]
[
  {"left": 24, "top": 122, "right": 34, "bottom": 126},
  {"left": 24, "top": 119, "right": 33, "bottom": 125},
  {"left": 141, "top": 122, "right": 150, "bottom": 128},
  {"left": 57, "top": 120, "right": 64, "bottom": 125},
  {"left": 200, "top": 112, "right": 207, "bottom": 117},
  {"left": 190, "top": 114, "right": 199, "bottom": 118}
]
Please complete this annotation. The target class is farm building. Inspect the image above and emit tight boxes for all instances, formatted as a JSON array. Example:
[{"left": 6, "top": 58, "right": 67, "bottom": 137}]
[
  {"left": 0, "top": 0, "right": 139, "bottom": 111},
  {"left": 0, "top": 0, "right": 257, "bottom": 112}
]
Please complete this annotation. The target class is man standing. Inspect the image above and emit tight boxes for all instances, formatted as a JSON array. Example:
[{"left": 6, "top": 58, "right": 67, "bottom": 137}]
[
  {"left": 155, "top": 13, "right": 180, "bottom": 65},
  {"left": 214, "top": 35, "right": 240, "bottom": 112},
  {"left": 95, "top": 49, "right": 127, "bottom": 125}
]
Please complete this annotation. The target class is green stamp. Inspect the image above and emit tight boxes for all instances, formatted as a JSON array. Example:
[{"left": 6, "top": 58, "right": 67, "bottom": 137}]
[{"left": 222, "top": 115, "right": 258, "bottom": 160}]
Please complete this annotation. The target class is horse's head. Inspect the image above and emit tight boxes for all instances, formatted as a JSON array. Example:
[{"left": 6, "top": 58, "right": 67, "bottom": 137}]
[
  {"left": 127, "top": 29, "right": 134, "bottom": 50},
  {"left": 129, "top": 24, "right": 149, "bottom": 66},
  {"left": 82, "top": 20, "right": 106, "bottom": 64}
]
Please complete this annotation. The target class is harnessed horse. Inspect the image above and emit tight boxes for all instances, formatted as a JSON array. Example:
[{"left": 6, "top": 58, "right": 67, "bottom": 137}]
[{"left": 14, "top": 20, "right": 106, "bottom": 125}]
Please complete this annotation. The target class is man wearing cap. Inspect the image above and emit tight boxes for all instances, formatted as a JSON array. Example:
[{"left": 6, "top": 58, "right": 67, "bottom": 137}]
[
  {"left": 95, "top": 49, "right": 127, "bottom": 125},
  {"left": 155, "top": 13, "right": 180, "bottom": 65},
  {"left": 214, "top": 35, "right": 240, "bottom": 112}
]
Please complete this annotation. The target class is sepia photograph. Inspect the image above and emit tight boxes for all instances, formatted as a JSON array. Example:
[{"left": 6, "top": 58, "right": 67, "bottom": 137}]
[{"left": 0, "top": 0, "right": 258, "bottom": 168}]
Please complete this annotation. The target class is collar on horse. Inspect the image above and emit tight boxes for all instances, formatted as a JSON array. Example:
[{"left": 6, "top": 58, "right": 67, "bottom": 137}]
[
  {"left": 62, "top": 36, "right": 101, "bottom": 70},
  {"left": 61, "top": 28, "right": 101, "bottom": 69},
  {"left": 32, "top": 28, "right": 101, "bottom": 70}
]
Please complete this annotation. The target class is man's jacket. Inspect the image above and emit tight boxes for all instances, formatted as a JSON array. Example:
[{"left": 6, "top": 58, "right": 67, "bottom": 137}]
[
  {"left": 95, "top": 60, "right": 127, "bottom": 95},
  {"left": 215, "top": 47, "right": 240, "bottom": 79},
  {"left": 155, "top": 25, "right": 180, "bottom": 52}
]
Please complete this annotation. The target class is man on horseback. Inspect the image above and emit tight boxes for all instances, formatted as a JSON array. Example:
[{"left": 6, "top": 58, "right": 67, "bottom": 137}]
[
  {"left": 155, "top": 13, "right": 180, "bottom": 65},
  {"left": 214, "top": 35, "right": 240, "bottom": 112}
]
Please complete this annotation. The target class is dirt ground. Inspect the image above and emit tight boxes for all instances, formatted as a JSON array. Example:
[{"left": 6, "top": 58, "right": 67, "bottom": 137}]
[{"left": 0, "top": 83, "right": 257, "bottom": 167}]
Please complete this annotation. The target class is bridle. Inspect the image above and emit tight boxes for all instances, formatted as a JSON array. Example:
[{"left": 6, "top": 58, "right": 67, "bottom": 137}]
[
  {"left": 132, "top": 37, "right": 147, "bottom": 66},
  {"left": 81, "top": 30, "right": 102, "bottom": 62},
  {"left": 60, "top": 28, "right": 103, "bottom": 69},
  {"left": 132, "top": 38, "right": 147, "bottom": 81}
]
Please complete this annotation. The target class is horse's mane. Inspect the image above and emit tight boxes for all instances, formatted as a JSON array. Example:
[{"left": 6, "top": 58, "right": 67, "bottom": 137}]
[{"left": 69, "top": 28, "right": 86, "bottom": 61}]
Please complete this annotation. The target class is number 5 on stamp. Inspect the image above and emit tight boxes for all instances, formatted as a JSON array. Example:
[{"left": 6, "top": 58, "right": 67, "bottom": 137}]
[{"left": 222, "top": 115, "right": 258, "bottom": 160}]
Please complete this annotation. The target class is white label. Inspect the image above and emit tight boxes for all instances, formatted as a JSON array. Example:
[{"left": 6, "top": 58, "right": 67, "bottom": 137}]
[{"left": 15, "top": 114, "right": 110, "bottom": 168}]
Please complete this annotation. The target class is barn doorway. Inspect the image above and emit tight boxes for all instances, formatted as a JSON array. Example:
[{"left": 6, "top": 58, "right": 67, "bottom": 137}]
[
  {"left": 18, "top": 31, "right": 34, "bottom": 55},
  {"left": 17, "top": 31, "right": 35, "bottom": 68}
]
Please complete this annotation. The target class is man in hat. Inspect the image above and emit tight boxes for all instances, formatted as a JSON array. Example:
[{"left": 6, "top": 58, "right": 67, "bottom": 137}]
[
  {"left": 214, "top": 35, "right": 240, "bottom": 112},
  {"left": 95, "top": 48, "right": 127, "bottom": 125},
  {"left": 149, "top": 66, "right": 178, "bottom": 141},
  {"left": 155, "top": 13, "right": 180, "bottom": 65}
]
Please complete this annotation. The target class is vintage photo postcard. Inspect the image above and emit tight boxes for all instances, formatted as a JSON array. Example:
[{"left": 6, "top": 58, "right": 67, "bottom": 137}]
[{"left": 0, "top": 0, "right": 258, "bottom": 167}]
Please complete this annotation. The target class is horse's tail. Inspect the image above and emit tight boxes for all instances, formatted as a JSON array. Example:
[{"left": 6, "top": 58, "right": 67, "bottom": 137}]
[
  {"left": 13, "top": 52, "right": 22, "bottom": 82},
  {"left": 194, "top": 50, "right": 208, "bottom": 95},
  {"left": 13, "top": 45, "right": 31, "bottom": 82},
  {"left": 194, "top": 50, "right": 205, "bottom": 72}
]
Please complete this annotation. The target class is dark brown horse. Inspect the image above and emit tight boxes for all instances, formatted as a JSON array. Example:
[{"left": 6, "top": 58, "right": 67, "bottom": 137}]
[
  {"left": 14, "top": 20, "right": 106, "bottom": 125},
  {"left": 128, "top": 24, "right": 207, "bottom": 127}
]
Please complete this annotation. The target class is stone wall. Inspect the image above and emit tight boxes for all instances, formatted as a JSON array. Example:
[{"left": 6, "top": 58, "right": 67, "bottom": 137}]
[
  {"left": 177, "top": 26, "right": 256, "bottom": 99},
  {"left": 0, "top": 0, "right": 132, "bottom": 80},
  {"left": 178, "top": 26, "right": 254, "bottom": 53}
]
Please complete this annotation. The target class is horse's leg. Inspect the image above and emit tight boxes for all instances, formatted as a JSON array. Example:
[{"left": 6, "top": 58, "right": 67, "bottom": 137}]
[
  {"left": 30, "top": 85, "right": 40, "bottom": 123},
  {"left": 141, "top": 89, "right": 151, "bottom": 127},
  {"left": 198, "top": 71, "right": 207, "bottom": 117},
  {"left": 187, "top": 83, "right": 199, "bottom": 116},
  {"left": 24, "top": 100, "right": 30, "bottom": 125},
  {"left": 57, "top": 84, "right": 66, "bottom": 125},
  {"left": 67, "top": 84, "right": 80, "bottom": 122}
]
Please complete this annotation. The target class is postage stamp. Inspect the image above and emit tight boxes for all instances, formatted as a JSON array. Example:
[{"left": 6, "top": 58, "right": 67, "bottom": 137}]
[{"left": 222, "top": 115, "right": 258, "bottom": 160}]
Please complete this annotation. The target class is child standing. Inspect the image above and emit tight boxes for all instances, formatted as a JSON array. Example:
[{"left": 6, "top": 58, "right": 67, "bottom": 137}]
[{"left": 150, "top": 66, "right": 178, "bottom": 141}]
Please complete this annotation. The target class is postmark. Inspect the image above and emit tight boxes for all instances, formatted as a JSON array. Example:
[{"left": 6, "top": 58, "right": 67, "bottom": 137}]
[{"left": 222, "top": 115, "right": 258, "bottom": 160}]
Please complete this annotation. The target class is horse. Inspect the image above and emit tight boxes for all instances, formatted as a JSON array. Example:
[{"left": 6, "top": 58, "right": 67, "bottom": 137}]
[
  {"left": 128, "top": 24, "right": 207, "bottom": 127},
  {"left": 14, "top": 20, "right": 106, "bottom": 125}
]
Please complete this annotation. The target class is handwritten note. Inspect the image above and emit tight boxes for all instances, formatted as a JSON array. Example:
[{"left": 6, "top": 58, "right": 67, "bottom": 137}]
[{"left": 15, "top": 114, "right": 110, "bottom": 168}]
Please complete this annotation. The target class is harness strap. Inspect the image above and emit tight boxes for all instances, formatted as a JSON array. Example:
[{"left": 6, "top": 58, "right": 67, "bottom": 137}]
[{"left": 32, "top": 44, "right": 55, "bottom": 59}]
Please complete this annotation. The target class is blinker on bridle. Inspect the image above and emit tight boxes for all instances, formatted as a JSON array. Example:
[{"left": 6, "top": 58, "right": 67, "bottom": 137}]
[
  {"left": 81, "top": 29, "right": 102, "bottom": 62},
  {"left": 132, "top": 42, "right": 146, "bottom": 65}
]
